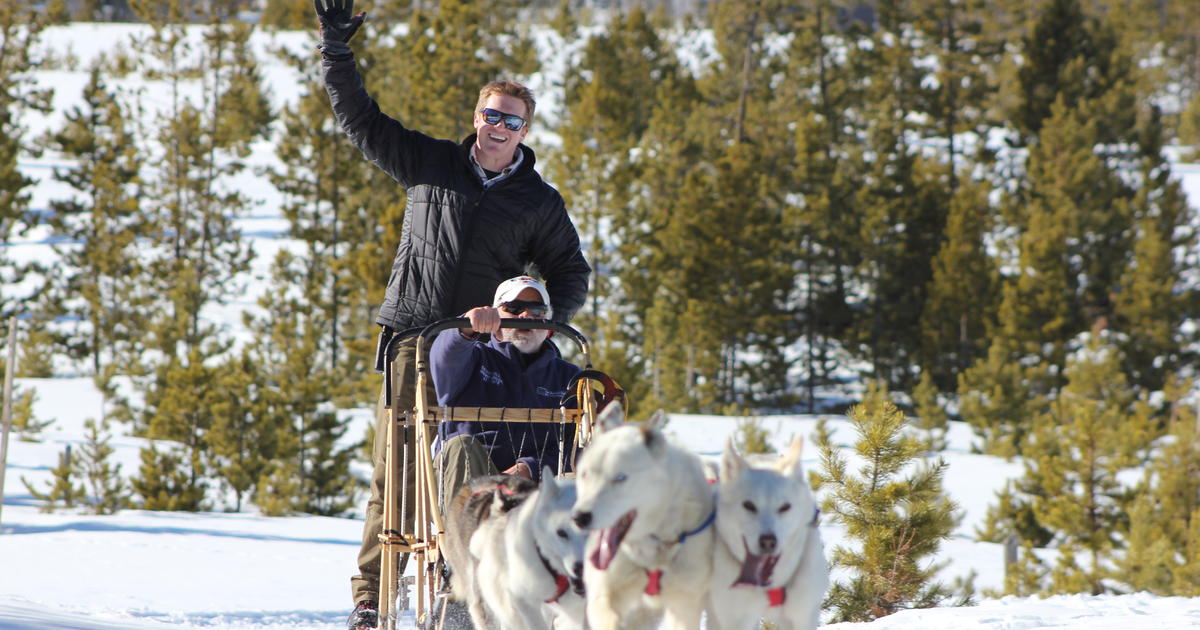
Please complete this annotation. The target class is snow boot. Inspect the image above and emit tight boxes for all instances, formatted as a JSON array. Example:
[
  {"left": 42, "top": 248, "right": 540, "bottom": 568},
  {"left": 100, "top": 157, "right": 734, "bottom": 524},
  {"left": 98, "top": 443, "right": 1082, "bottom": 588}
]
[{"left": 347, "top": 600, "right": 378, "bottom": 629}]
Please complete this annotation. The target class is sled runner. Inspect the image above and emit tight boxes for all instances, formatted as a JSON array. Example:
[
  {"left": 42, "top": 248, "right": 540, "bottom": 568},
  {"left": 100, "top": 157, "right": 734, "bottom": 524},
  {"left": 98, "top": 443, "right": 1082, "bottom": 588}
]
[{"left": 375, "top": 317, "right": 619, "bottom": 630}]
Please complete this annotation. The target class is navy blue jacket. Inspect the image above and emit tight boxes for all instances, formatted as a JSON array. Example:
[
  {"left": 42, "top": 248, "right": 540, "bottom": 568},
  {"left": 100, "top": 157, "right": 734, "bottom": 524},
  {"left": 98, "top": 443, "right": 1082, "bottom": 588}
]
[{"left": 430, "top": 330, "right": 580, "bottom": 482}]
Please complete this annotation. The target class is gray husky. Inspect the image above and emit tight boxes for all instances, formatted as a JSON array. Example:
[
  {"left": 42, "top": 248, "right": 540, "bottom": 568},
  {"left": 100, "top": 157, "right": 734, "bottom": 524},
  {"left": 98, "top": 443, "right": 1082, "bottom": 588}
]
[
  {"left": 471, "top": 473, "right": 588, "bottom": 630},
  {"left": 441, "top": 474, "right": 537, "bottom": 629}
]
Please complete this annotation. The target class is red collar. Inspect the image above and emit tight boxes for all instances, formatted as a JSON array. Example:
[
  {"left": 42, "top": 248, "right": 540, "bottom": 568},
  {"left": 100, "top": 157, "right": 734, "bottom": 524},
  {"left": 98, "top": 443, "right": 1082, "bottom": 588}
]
[
  {"left": 644, "top": 569, "right": 663, "bottom": 595},
  {"left": 536, "top": 543, "right": 572, "bottom": 604}
]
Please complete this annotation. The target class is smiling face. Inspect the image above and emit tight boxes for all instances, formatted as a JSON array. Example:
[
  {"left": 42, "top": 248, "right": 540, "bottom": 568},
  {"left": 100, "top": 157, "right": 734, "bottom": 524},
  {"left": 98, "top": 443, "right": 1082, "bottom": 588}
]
[{"left": 473, "top": 93, "right": 530, "bottom": 171}]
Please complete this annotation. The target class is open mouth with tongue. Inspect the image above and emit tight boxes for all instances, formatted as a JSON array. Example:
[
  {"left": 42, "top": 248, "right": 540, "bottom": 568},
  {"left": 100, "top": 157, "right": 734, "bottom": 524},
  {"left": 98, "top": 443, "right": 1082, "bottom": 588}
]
[
  {"left": 732, "top": 537, "right": 781, "bottom": 587},
  {"left": 590, "top": 510, "right": 636, "bottom": 570}
]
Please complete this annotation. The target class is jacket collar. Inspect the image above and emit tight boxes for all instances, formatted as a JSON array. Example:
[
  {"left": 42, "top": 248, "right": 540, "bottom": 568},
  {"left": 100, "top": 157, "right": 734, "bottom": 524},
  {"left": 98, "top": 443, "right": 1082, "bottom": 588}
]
[{"left": 460, "top": 133, "right": 537, "bottom": 179}]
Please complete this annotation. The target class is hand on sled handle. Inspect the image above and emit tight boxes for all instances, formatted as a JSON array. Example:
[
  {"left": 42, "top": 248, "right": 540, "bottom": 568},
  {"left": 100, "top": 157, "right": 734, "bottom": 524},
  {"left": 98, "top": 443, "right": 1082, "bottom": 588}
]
[
  {"left": 313, "top": 0, "right": 365, "bottom": 43},
  {"left": 463, "top": 306, "right": 502, "bottom": 336}
]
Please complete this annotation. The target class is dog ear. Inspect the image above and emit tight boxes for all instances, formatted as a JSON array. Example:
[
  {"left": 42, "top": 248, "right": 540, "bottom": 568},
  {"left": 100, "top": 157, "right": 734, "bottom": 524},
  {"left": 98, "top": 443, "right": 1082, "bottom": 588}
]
[
  {"left": 595, "top": 400, "right": 625, "bottom": 432},
  {"left": 777, "top": 436, "right": 804, "bottom": 477},
  {"left": 721, "top": 436, "right": 746, "bottom": 481},
  {"left": 494, "top": 477, "right": 534, "bottom": 513},
  {"left": 540, "top": 468, "right": 559, "bottom": 498},
  {"left": 640, "top": 425, "right": 666, "bottom": 456}
]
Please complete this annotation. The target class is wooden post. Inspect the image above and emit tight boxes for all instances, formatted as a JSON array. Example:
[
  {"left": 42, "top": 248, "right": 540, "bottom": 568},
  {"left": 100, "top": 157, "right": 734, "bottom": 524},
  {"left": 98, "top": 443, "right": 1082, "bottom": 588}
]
[
  {"left": 0, "top": 316, "right": 19, "bottom": 532},
  {"left": 1004, "top": 531, "right": 1020, "bottom": 579}
]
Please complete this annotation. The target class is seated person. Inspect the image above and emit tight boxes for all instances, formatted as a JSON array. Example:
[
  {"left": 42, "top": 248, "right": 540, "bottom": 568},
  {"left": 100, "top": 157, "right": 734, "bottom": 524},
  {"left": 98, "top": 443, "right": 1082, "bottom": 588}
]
[{"left": 430, "top": 276, "right": 580, "bottom": 509}]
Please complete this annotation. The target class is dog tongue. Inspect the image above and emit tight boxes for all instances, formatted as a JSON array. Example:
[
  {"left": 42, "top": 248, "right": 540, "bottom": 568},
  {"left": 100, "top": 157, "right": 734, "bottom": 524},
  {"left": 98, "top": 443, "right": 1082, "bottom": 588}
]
[
  {"left": 590, "top": 510, "right": 636, "bottom": 570},
  {"left": 733, "top": 540, "right": 781, "bottom": 587}
]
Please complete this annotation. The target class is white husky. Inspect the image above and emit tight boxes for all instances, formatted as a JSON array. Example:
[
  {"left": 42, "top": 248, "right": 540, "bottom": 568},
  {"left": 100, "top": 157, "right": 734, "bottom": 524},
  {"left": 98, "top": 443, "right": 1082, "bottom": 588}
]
[
  {"left": 571, "top": 404, "right": 716, "bottom": 630},
  {"left": 471, "top": 473, "right": 587, "bottom": 630},
  {"left": 706, "top": 437, "right": 828, "bottom": 630}
]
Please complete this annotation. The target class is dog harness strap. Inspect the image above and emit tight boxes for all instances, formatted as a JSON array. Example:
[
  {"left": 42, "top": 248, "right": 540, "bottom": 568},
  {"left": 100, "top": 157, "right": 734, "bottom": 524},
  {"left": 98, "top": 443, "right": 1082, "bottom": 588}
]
[
  {"left": 536, "top": 543, "right": 570, "bottom": 603},
  {"left": 644, "top": 569, "right": 663, "bottom": 595},
  {"left": 676, "top": 507, "right": 717, "bottom": 545},
  {"left": 767, "top": 587, "right": 786, "bottom": 607}
]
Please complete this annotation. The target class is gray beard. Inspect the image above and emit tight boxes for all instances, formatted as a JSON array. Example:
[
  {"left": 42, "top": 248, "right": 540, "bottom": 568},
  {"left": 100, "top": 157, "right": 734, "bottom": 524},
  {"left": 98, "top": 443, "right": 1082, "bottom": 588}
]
[{"left": 507, "top": 331, "right": 544, "bottom": 354}]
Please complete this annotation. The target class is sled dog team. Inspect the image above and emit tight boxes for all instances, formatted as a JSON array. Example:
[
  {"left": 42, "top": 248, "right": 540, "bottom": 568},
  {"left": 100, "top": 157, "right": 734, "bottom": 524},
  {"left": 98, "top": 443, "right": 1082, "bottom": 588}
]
[{"left": 443, "top": 404, "right": 829, "bottom": 630}]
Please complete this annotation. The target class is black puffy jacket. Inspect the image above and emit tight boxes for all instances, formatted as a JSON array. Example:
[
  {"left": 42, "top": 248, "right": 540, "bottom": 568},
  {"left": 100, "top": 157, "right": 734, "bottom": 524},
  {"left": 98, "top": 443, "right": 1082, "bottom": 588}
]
[{"left": 322, "top": 51, "right": 590, "bottom": 331}]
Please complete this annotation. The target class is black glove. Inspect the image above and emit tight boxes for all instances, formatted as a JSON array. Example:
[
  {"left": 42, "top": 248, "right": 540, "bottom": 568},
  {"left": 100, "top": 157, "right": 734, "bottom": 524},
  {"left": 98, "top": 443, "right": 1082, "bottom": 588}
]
[{"left": 314, "top": 0, "right": 365, "bottom": 44}]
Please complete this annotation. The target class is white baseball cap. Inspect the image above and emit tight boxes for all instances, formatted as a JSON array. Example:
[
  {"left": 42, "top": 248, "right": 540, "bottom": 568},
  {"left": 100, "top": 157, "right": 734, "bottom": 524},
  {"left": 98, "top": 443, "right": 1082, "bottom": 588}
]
[{"left": 493, "top": 275, "right": 552, "bottom": 316}]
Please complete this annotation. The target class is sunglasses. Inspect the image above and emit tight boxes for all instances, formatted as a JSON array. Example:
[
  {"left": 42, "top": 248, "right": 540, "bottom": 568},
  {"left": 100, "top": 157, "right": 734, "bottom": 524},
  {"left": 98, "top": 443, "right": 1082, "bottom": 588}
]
[
  {"left": 480, "top": 108, "right": 527, "bottom": 131},
  {"left": 499, "top": 299, "right": 549, "bottom": 318}
]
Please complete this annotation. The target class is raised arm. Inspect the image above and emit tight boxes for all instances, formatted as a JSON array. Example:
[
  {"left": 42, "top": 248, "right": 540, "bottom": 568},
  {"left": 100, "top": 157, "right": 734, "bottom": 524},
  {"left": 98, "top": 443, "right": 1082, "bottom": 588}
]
[{"left": 314, "top": 0, "right": 440, "bottom": 187}]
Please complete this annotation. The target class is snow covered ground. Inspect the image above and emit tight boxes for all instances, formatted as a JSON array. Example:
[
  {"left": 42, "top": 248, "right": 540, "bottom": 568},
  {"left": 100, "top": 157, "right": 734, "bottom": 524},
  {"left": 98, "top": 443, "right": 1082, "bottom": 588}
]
[
  {"left": 5, "top": 383, "right": 1200, "bottom": 629},
  {"left": 4, "top": 20, "right": 1200, "bottom": 630}
]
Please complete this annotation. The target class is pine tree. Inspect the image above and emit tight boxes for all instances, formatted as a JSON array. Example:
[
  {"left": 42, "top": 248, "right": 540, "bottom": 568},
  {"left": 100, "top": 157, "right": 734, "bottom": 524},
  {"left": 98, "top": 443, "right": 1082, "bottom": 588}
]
[
  {"left": 549, "top": 6, "right": 683, "bottom": 394},
  {"left": 8, "top": 387, "right": 53, "bottom": 439},
  {"left": 17, "top": 317, "right": 57, "bottom": 377},
  {"left": 0, "top": 0, "right": 52, "bottom": 320},
  {"left": 956, "top": 335, "right": 1048, "bottom": 457},
  {"left": 812, "top": 383, "right": 963, "bottom": 622},
  {"left": 1019, "top": 336, "right": 1155, "bottom": 595},
  {"left": 267, "top": 63, "right": 377, "bottom": 405},
  {"left": 1111, "top": 105, "right": 1197, "bottom": 393},
  {"left": 996, "top": 90, "right": 1133, "bottom": 392},
  {"left": 918, "top": 180, "right": 999, "bottom": 390},
  {"left": 734, "top": 416, "right": 774, "bottom": 455},
  {"left": 123, "top": 4, "right": 270, "bottom": 509},
  {"left": 138, "top": 345, "right": 220, "bottom": 509},
  {"left": 207, "top": 348, "right": 275, "bottom": 512},
  {"left": 22, "top": 445, "right": 87, "bottom": 512},
  {"left": 911, "top": 0, "right": 1003, "bottom": 186},
  {"left": 260, "top": 0, "right": 312, "bottom": 30},
  {"left": 627, "top": 1, "right": 799, "bottom": 412},
  {"left": 42, "top": 63, "right": 148, "bottom": 379},
  {"left": 125, "top": 1, "right": 260, "bottom": 360},
  {"left": 783, "top": 0, "right": 868, "bottom": 409},
  {"left": 76, "top": 417, "right": 128, "bottom": 514},
  {"left": 1116, "top": 378, "right": 1200, "bottom": 595},
  {"left": 131, "top": 441, "right": 206, "bottom": 511},
  {"left": 246, "top": 249, "right": 359, "bottom": 516},
  {"left": 1011, "top": 0, "right": 1131, "bottom": 144},
  {"left": 911, "top": 371, "right": 948, "bottom": 453}
]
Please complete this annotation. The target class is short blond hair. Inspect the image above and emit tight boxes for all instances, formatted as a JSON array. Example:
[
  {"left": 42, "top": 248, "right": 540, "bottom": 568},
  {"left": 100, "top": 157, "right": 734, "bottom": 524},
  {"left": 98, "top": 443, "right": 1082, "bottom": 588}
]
[{"left": 475, "top": 80, "right": 536, "bottom": 126}]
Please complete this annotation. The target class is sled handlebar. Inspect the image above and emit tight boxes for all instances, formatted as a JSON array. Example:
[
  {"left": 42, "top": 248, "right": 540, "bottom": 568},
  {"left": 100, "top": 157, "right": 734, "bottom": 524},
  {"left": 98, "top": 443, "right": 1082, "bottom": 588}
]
[{"left": 382, "top": 318, "right": 592, "bottom": 370}]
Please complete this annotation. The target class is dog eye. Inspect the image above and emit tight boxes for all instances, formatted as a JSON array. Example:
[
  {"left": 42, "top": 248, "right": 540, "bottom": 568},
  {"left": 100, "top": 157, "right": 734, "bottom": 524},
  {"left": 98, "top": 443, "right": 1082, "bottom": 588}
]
[
  {"left": 742, "top": 500, "right": 757, "bottom": 513},
  {"left": 556, "top": 528, "right": 569, "bottom": 539},
  {"left": 779, "top": 503, "right": 792, "bottom": 513},
  {"left": 613, "top": 473, "right": 627, "bottom": 484}
]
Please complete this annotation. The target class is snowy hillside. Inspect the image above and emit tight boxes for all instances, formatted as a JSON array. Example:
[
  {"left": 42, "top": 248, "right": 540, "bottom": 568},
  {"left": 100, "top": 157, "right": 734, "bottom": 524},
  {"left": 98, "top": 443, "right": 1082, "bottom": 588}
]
[{"left": 4, "top": 21, "right": 1200, "bottom": 630}]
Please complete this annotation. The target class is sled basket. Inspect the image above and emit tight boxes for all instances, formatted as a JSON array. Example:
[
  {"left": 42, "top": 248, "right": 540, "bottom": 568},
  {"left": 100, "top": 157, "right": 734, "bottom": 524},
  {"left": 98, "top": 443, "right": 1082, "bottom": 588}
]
[{"left": 375, "top": 317, "right": 617, "bottom": 630}]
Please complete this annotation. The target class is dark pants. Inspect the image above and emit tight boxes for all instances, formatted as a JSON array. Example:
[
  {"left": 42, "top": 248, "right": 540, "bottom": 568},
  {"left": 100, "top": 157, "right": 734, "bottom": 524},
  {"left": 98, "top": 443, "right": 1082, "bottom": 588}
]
[{"left": 351, "top": 337, "right": 436, "bottom": 605}]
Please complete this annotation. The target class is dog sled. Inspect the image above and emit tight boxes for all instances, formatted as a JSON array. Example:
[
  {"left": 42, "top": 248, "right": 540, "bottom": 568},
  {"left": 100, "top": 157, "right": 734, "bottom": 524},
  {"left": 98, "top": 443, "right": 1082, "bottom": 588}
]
[{"left": 375, "top": 317, "right": 621, "bottom": 630}]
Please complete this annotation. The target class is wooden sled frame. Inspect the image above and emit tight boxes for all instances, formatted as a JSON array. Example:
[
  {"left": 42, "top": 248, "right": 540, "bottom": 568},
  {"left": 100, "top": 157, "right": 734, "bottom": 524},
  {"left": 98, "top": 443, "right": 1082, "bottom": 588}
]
[{"left": 376, "top": 317, "right": 604, "bottom": 630}]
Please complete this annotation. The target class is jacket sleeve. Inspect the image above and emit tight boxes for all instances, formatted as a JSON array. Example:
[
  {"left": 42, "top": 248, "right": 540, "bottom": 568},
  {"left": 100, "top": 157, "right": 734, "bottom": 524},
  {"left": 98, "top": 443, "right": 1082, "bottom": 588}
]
[
  {"left": 321, "top": 46, "right": 439, "bottom": 187},
  {"left": 518, "top": 456, "right": 544, "bottom": 483},
  {"left": 533, "top": 191, "right": 591, "bottom": 324},
  {"left": 430, "top": 329, "right": 481, "bottom": 405}
]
